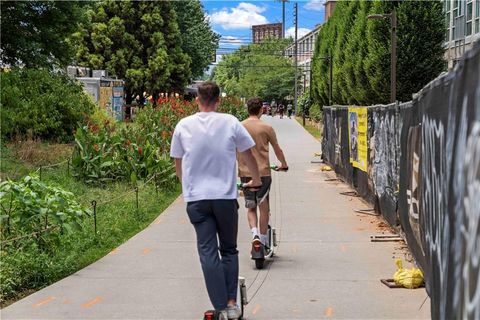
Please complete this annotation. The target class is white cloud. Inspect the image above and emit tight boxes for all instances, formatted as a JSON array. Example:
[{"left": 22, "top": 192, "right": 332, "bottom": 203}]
[
  {"left": 285, "top": 27, "right": 312, "bottom": 39},
  {"left": 208, "top": 2, "right": 268, "bottom": 30},
  {"left": 221, "top": 36, "right": 243, "bottom": 44},
  {"left": 304, "top": 0, "right": 325, "bottom": 12}
]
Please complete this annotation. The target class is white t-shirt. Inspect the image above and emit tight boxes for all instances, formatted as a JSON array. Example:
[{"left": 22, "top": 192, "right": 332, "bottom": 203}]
[{"left": 170, "top": 112, "right": 255, "bottom": 202}]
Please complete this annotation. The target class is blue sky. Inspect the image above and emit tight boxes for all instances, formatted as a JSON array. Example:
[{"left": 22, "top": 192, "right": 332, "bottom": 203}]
[{"left": 200, "top": 0, "right": 326, "bottom": 61}]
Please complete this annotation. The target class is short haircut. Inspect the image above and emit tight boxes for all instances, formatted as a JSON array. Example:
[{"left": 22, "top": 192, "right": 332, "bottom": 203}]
[
  {"left": 247, "top": 97, "right": 263, "bottom": 115},
  {"left": 197, "top": 81, "right": 220, "bottom": 106}
]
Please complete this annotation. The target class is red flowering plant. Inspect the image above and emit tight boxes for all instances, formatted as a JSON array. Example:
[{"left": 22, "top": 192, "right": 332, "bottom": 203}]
[{"left": 72, "top": 96, "right": 244, "bottom": 187}]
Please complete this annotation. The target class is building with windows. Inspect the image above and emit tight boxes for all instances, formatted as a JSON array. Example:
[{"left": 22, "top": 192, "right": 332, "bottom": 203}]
[
  {"left": 324, "top": 1, "right": 337, "bottom": 22},
  {"left": 444, "top": 0, "right": 480, "bottom": 69},
  {"left": 252, "top": 23, "right": 283, "bottom": 43},
  {"left": 284, "top": 25, "right": 321, "bottom": 89}
]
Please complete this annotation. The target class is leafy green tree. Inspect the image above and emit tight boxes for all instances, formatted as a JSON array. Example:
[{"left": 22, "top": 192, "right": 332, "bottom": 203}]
[
  {"left": 1, "top": 69, "right": 95, "bottom": 142},
  {"left": 172, "top": 0, "right": 220, "bottom": 79},
  {"left": 73, "top": 1, "right": 190, "bottom": 104},
  {"left": 213, "top": 39, "right": 296, "bottom": 102},
  {"left": 0, "top": 1, "right": 88, "bottom": 68}
]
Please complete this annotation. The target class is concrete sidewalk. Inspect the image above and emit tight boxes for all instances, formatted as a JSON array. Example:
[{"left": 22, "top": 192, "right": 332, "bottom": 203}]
[{"left": 1, "top": 116, "right": 430, "bottom": 319}]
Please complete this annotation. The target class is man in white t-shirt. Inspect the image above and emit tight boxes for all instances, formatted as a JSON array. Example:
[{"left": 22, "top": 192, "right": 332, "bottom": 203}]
[{"left": 170, "top": 82, "right": 261, "bottom": 319}]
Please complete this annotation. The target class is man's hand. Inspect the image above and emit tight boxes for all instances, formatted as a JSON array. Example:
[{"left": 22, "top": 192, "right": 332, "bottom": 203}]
[{"left": 276, "top": 164, "right": 289, "bottom": 171}]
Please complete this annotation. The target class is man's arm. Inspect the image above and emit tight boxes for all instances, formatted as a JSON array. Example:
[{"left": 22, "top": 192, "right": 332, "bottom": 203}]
[
  {"left": 272, "top": 143, "right": 288, "bottom": 169},
  {"left": 240, "top": 148, "right": 262, "bottom": 187},
  {"left": 269, "top": 128, "right": 288, "bottom": 169},
  {"left": 174, "top": 158, "right": 182, "bottom": 181}
]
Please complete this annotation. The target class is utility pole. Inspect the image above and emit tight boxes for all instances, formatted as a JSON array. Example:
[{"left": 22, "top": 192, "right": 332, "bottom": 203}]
[
  {"left": 276, "top": 0, "right": 288, "bottom": 39},
  {"left": 294, "top": 2, "right": 298, "bottom": 116}
]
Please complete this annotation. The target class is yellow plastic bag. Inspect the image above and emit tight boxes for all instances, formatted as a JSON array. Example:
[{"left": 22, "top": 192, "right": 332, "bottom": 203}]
[
  {"left": 321, "top": 165, "right": 332, "bottom": 171},
  {"left": 393, "top": 259, "right": 424, "bottom": 289}
]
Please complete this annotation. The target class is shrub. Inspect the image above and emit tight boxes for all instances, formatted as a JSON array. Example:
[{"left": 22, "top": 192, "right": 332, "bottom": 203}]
[
  {"left": 217, "top": 96, "right": 248, "bottom": 121},
  {"left": 0, "top": 175, "right": 91, "bottom": 241},
  {"left": 72, "top": 97, "right": 247, "bottom": 186},
  {"left": 309, "top": 103, "right": 323, "bottom": 123},
  {"left": 0, "top": 68, "right": 95, "bottom": 142}
]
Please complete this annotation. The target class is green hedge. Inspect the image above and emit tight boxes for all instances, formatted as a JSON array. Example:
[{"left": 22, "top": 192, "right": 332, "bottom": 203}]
[
  {"left": 312, "top": 0, "right": 445, "bottom": 106},
  {"left": 1, "top": 69, "right": 95, "bottom": 142}
]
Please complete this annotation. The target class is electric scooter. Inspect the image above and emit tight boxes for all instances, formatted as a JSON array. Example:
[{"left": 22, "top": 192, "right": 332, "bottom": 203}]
[
  {"left": 239, "top": 165, "right": 288, "bottom": 270},
  {"left": 203, "top": 277, "right": 248, "bottom": 320}
]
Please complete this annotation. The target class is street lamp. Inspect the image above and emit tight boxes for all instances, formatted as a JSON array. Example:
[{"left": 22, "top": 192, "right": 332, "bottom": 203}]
[{"left": 368, "top": 9, "right": 397, "bottom": 103}]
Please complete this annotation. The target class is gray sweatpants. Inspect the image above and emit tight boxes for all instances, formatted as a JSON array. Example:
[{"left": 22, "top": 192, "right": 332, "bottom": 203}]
[{"left": 186, "top": 199, "right": 239, "bottom": 310}]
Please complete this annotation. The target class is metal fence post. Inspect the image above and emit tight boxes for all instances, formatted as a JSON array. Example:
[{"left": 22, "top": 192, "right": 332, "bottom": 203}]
[
  {"left": 39, "top": 166, "right": 43, "bottom": 180},
  {"left": 91, "top": 200, "right": 97, "bottom": 235},
  {"left": 135, "top": 187, "right": 139, "bottom": 215},
  {"left": 67, "top": 158, "right": 70, "bottom": 176}
]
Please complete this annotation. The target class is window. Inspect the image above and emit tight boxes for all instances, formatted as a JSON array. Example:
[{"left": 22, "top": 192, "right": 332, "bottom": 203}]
[{"left": 467, "top": 0, "right": 473, "bottom": 35}]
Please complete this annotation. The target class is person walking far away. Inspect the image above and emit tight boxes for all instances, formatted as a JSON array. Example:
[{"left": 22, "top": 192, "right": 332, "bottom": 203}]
[
  {"left": 170, "top": 82, "right": 262, "bottom": 319},
  {"left": 237, "top": 97, "right": 288, "bottom": 254},
  {"left": 278, "top": 103, "right": 285, "bottom": 119},
  {"left": 287, "top": 103, "right": 293, "bottom": 118}
]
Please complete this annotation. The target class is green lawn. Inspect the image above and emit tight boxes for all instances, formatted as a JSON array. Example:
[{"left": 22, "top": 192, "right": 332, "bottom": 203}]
[
  {"left": 0, "top": 145, "right": 181, "bottom": 306},
  {"left": 295, "top": 116, "right": 322, "bottom": 141}
]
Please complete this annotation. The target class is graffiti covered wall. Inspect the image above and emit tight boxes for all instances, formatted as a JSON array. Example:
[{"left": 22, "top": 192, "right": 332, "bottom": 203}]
[{"left": 322, "top": 42, "right": 480, "bottom": 319}]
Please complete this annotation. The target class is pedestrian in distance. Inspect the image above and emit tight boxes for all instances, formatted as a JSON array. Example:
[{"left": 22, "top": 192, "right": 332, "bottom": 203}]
[
  {"left": 237, "top": 97, "right": 288, "bottom": 254},
  {"left": 278, "top": 103, "right": 285, "bottom": 119},
  {"left": 170, "top": 82, "right": 262, "bottom": 319},
  {"left": 287, "top": 103, "right": 293, "bottom": 118}
]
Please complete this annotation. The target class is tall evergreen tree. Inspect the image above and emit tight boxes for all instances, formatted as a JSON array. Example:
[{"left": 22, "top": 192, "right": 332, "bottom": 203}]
[
  {"left": 73, "top": 1, "right": 190, "bottom": 103},
  {"left": 396, "top": 0, "right": 445, "bottom": 102},
  {"left": 172, "top": 0, "right": 220, "bottom": 79},
  {"left": 311, "top": 0, "right": 446, "bottom": 106},
  {"left": 334, "top": 1, "right": 360, "bottom": 104}
]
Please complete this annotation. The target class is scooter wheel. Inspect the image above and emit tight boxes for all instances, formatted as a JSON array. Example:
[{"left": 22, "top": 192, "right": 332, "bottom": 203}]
[{"left": 255, "top": 259, "right": 265, "bottom": 269}]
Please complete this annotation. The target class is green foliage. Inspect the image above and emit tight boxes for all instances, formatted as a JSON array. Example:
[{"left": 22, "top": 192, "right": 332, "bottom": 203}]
[
  {"left": 0, "top": 175, "right": 90, "bottom": 245},
  {"left": 298, "top": 91, "right": 312, "bottom": 117},
  {"left": 312, "top": 0, "right": 446, "bottom": 106},
  {"left": 217, "top": 97, "right": 248, "bottom": 121},
  {"left": 0, "top": 1, "right": 89, "bottom": 68},
  {"left": 213, "top": 39, "right": 296, "bottom": 102},
  {"left": 309, "top": 103, "right": 323, "bottom": 123},
  {"left": 74, "top": 1, "right": 191, "bottom": 103},
  {"left": 0, "top": 69, "right": 95, "bottom": 142},
  {"left": 396, "top": 0, "right": 445, "bottom": 102},
  {"left": 0, "top": 175, "right": 90, "bottom": 240},
  {"left": 0, "top": 156, "right": 180, "bottom": 304},
  {"left": 172, "top": 0, "right": 220, "bottom": 79}
]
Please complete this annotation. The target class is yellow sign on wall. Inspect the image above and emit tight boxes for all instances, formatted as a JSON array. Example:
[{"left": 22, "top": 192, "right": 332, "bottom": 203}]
[{"left": 348, "top": 107, "right": 368, "bottom": 172}]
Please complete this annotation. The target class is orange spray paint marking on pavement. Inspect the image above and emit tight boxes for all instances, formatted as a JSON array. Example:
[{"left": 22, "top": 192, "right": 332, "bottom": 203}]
[
  {"left": 82, "top": 296, "right": 103, "bottom": 308},
  {"left": 340, "top": 245, "right": 348, "bottom": 252},
  {"left": 179, "top": 218, "right": 188, "bottom": 224},
  {"left": 154, "top": 218, "right": 163, "bottom": 225},
  {"left": 252, "top": 304, "right": 262, "bottom": 315},
  {"left": 32, "top": 296, "right": 55, "bottom": 308},
  {"left": 62, "top": 299, "right": 72, "bottom": 304},
  {"left": 142, "top": 248, "right": 152, "bottom": 255},
  {"left": 108, "top": 248, "right": 119, "bottom": 255},
  {"left": 325, "top": 307, "right": 334, "bottom": 317}
]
